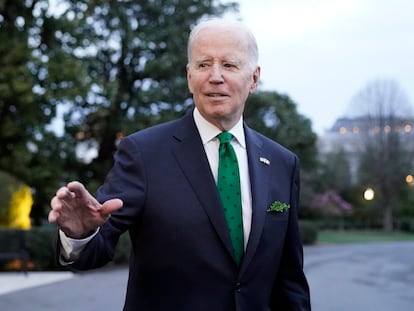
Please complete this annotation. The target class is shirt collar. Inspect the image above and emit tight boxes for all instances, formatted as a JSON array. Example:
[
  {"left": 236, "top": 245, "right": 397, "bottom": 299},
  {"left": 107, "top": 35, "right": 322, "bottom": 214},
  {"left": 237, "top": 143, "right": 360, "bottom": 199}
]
[{"left": 193, "top": 107, "right": 246, "bottom": 148}]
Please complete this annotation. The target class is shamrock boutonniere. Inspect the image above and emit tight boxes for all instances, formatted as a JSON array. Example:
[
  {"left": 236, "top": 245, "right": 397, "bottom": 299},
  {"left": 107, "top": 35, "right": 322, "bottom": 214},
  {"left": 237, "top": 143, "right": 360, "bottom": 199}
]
[{"left": 267, "top": 201, "right": 290, "bottom": 213}]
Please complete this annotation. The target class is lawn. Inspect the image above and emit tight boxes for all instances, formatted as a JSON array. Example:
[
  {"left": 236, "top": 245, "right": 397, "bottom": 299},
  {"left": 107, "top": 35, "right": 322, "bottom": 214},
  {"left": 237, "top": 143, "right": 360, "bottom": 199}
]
[{"left": 317, "top": 230, "right": 414, "bottom": 244}]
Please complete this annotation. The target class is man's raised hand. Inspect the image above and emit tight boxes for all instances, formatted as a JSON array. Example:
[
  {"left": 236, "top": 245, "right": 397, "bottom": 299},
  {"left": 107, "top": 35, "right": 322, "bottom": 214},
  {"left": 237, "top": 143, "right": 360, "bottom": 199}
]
[{"left": 48, "top": 181, "right": 123, "bottom": 239}]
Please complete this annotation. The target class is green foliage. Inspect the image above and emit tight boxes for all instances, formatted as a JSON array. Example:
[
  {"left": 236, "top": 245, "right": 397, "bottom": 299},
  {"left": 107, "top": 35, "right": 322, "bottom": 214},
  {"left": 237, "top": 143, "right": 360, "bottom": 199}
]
[
  {"left": 317, "top": 230, "right": 414, "bottom": 244},
  {"left": 243, "top": 91, "right": 319, "bottom": 216},
  {"left": 0, "top": 0, "right": 238, "bottom": 222},
  {"left": 0, "top": 0, "right": 57, "bottom": 164},
  {"left": 48, "top": 0, "right": 239, "bottom": 187},
  {"left": 307, "top": 148, "right": 355, "bottom": 226},
  {"left": 351, "top": 79, "right": 414, "bottom": 231},
  {"left": 0, "top": 226, "right": 57, "bottom": 271},
  {"left": 315, "top": 148, "right": 352, "bottom": 193},
  {"left": 357, "top": 132, "right": 412, "bottom": 230},
  {"left": 0, "top": 0, "right": 76, "bottom": 223},
  {"left": 299, "top": 220, "right": 319, "bottom": 245},
  {"left": 0, "top": 229, "right": 30, "bottom": 272},
  {"left": 396, "top": 185, "right": 414, "bottom": 217},
  {"left": 395, "top": 218, "right": 414, "bottom": 233},
  {"left": 113, "top": 232, "right": 132, "bottom": 264},
  {"left": 25, "top": 226, "right": 58, "bottom": 271},
  {"left": 0, "top": 226, "right": 132, "bottom": 270},
  {"left": 244, "top": 91, "right": 318, "bottom": 171},
  {"left": 358, "top": 138, "right": 411, "bottom": 195}
]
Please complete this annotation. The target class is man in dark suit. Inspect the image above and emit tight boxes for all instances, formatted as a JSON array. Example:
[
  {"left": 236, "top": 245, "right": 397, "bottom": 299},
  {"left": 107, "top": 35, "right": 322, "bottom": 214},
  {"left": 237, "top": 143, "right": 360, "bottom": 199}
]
[{"left": 49, "top": 18, "right": 311, "bottom": 310}]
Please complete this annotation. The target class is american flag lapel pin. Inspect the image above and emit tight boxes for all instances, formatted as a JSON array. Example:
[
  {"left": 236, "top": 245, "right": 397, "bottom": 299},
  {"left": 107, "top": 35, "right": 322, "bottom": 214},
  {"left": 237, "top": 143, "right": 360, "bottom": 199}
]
[{"left": 259, "top": 157, "right": 270, "bottom": 166}]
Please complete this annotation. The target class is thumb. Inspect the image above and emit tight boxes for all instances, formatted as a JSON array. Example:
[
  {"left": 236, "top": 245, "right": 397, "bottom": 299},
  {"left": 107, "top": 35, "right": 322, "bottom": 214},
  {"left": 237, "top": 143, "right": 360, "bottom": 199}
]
[{"left": 100, "top": 198, "right": 123, "bottom": 216}]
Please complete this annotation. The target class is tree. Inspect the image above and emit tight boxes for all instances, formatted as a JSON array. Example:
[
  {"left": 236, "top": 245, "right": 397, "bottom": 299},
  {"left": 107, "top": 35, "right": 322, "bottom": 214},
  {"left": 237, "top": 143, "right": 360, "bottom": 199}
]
[
  {"left": 0, "top": 0, "right": 44, "bottom": 177},
  {"left": 310, "top": 190, "right": 352, "bottom": 229},
  {"left": 1, "top": 0, "right": 239, "bottom": 222},
  {"left": 243, "top": 91, "right": 319, "bottom": 215},
  {"left": 244, "top": 91, "right": 318, "bottom": 171},
  {"left": 315, "top": 148, "right": 352, "bottom": 194},
  {"left": 47, "top": 0, "right": 238, "bottom": 191},
  {"left": 0, "top": 0, "right": 75, "bottom": 223},
  {"left": 347, "top": 79, "right": 414, "bottom": 231}
]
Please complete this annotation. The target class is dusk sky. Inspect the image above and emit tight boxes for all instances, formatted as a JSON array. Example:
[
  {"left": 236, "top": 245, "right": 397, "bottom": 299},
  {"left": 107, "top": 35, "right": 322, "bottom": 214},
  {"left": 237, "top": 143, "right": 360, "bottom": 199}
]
[{"left": 232, "top": 0, "right": 414, "bottom": 134}]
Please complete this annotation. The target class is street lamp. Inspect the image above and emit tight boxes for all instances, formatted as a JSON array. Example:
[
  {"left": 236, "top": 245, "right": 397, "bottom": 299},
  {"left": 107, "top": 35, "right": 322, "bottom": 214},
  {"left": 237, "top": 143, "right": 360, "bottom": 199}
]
[
  {"left": 363, "top": 187, "right": 375, "bottom": 201},
  {"left": 406, "top": 174, "right": 413, "bottom": 185}
]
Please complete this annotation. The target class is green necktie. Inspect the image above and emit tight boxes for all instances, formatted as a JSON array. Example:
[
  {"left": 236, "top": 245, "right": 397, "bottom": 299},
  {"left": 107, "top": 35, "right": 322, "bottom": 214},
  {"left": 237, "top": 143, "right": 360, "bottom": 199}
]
[{"left": 217, "top": 132, "right": 244, "bottom": 265}]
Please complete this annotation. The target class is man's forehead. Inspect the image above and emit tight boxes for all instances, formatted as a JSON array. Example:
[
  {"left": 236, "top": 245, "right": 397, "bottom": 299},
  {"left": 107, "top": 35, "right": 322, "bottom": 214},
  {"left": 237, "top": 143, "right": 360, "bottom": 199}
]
[
  {"left": 191, "top": 33, "right": 248, "bottom": 54},
  {"left": 193, "top": 55, "right": 241, "bottom": 63},
  {"left": 195, "top": 26, "right": 245, "bottom": 41}
]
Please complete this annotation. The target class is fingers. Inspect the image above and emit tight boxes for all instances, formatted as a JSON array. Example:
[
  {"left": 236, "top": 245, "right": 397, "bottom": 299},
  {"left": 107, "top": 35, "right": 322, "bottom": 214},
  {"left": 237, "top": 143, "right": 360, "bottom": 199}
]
[
  {"left": 48, "top": 195, "right": 62, "bottom": 223},
  {"left": 48, "top": 181, "right": 123, "bottom": 227},
  {"left": 54, "top": 181, "right": 88, "bottom": 200},
  {"left": 55, "top": 186, "right": 74, "bottom": 201},
  {"left": 48, "top": 209, "right": 58, "bottom": 223},
  {"left": 55, "top": 182, "right": 98, "bottom": 208},
  {"left": 100, "top": 199, "right": 123, "bottom": 217},
  {"left": 49, "top": 182, "right": 85, "bottom": 225},
  {"left": 67, "top": 181, "right": 89, "bottom": 199}
]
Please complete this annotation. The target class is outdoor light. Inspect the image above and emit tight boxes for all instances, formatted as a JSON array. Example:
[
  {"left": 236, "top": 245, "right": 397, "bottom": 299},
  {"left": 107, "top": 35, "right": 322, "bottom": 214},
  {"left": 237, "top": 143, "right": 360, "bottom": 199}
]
[
  {"left": 363, "top": 187, "right": 375, "bottom": 201},
  {"left": 406, "top": 174, "right": 413, "bottom": 185}
]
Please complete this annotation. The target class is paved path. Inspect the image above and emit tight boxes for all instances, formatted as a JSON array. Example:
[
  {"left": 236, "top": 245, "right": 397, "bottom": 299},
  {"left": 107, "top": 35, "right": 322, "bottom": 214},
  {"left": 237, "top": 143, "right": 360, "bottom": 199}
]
[
  {"left": 305, "top": 242, "right": 414, "bottom": 311},
  {"left": 1, "top": 242, "right": 414, "bottom": 310},
  {"left": 0, "top": 266, "right": 128, "bottom": 311}
]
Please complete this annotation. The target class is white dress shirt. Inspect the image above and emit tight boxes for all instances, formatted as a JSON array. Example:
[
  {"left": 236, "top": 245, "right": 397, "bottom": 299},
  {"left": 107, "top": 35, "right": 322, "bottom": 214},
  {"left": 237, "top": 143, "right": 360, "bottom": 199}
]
[{"left": 193, "top": 108, "right": 252, "bottom": 249}]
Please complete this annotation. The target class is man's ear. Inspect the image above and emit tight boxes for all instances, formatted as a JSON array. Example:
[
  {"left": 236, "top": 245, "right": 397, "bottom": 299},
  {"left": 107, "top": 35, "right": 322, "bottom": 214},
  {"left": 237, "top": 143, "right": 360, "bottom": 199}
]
[
  {"left": 186, "top": 64, "right": 194, "bottom": 94},
  {"left": 249, "top": 66, "right": 261, "bottom": 94}
]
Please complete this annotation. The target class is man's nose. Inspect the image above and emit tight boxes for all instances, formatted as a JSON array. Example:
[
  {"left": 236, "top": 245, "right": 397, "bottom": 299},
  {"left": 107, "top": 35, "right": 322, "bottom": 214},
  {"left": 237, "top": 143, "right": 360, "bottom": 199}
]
[{"left": 209, "top": 64, "right": 224, "bottom": 83}]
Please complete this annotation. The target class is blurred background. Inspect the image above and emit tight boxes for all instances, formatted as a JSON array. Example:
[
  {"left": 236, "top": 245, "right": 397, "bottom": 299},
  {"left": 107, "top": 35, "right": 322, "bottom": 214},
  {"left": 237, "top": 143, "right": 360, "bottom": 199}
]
[{"left": 0, "top": 0, "right": 413, "bottom": 276}]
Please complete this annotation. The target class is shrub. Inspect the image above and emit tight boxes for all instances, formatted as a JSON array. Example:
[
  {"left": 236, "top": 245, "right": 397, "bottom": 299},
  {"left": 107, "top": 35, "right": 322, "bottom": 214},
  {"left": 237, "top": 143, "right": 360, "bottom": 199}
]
[
  {"left": 299, "top": 220, "right": 319, "bottom": 245},
  {"left": 27, "top": 226, "right": 132, "bottom": 269},
  {"left": 396, "top": 218, "right": 414, "bottom": 233},
  {"left": 25, "top": 226, "right": 59, "bottom": 271},
  {"left": 113, "top": 232, "right": 131, "bottom": 264},
  {"left": 0, "top": 226, "right": 57, "bottom": 271}
]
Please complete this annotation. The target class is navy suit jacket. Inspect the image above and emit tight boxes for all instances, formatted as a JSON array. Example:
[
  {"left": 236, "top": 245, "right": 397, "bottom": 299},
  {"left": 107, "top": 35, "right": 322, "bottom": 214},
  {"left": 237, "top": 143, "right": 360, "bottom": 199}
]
[{"left": 68, "top": 110, "right": 311, "bottom": 310}]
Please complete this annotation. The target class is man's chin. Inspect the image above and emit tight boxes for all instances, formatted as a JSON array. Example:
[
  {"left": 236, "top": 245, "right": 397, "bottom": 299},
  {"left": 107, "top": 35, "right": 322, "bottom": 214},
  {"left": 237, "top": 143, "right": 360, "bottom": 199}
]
[{"left": 210, "top": 112, "right": 241, "bottom": 130}]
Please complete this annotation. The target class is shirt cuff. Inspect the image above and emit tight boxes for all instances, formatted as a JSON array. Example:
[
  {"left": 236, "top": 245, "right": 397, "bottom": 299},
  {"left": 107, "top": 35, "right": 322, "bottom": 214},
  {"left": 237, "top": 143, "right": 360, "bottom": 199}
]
[{"left": 59, "top": 228, "right": 99, "bottom": 265}]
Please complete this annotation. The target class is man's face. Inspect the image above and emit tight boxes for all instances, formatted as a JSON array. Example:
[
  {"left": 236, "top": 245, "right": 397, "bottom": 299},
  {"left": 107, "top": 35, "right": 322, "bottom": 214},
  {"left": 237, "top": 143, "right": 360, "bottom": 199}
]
[{"left": 186, "top": 27, "right": 260, "bottom": 130}]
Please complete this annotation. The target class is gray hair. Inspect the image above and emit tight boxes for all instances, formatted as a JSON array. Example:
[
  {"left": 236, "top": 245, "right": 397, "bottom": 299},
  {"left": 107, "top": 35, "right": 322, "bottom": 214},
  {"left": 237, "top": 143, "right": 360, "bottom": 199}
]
[{"left": 187, "top": 18, "right": 259, "bottom": 72}]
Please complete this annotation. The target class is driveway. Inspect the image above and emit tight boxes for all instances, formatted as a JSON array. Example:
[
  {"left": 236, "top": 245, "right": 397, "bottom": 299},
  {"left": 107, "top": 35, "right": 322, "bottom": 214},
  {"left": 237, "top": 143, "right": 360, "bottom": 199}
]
[
  {"left": 1, "top": 241, "right": 413, "bottom": 310},
  {"left": 304, "top": 242, "right": 414, "bottom": 310}
]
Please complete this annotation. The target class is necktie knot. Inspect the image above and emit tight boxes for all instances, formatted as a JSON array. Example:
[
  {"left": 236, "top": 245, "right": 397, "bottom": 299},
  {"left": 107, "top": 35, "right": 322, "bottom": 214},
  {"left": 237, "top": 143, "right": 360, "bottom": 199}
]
[{"left": 217, "top": 131, "right": 233, "bottom": 144}]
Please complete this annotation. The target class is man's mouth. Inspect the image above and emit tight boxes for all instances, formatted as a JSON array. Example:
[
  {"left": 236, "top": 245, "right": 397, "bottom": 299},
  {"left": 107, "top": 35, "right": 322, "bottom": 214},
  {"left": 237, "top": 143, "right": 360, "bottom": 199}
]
[{"left": 207, "top": 93, "right": 227, "bottom": 97}]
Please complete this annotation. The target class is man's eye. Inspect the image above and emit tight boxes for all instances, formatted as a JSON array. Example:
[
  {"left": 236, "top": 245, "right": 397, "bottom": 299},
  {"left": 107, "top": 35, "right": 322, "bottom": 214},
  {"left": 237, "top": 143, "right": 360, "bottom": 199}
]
[
  {"left": 224, "top": 63, "right": 236, "bottom": 68},
  {"left": 199, "top": 63, "right": 209, "bottom": 68}
]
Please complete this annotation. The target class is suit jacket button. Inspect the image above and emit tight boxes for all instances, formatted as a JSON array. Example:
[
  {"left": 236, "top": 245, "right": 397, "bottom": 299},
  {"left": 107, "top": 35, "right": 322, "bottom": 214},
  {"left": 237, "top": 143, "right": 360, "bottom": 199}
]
[{"left": 235, "top": 282, "right": 241, "bottom": 292}]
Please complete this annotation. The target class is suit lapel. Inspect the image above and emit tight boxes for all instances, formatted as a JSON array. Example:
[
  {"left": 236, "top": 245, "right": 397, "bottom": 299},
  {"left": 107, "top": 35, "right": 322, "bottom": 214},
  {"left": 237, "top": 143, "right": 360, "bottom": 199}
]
[
  {"left": 169, "top": 114, "right": 274, "bottom": 269},
  {"left": 240, "top": 126, "right": 271, "bottom": 273},
  {"left": 171, "top": 112, "right": 235, "bottom": 258}
]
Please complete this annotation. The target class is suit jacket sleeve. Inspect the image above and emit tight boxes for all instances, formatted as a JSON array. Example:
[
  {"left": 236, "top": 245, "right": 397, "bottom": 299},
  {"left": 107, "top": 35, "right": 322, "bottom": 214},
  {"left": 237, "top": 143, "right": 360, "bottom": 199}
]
[{"left": 64, "top": 134, "right": 147, "bottom": 270}]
